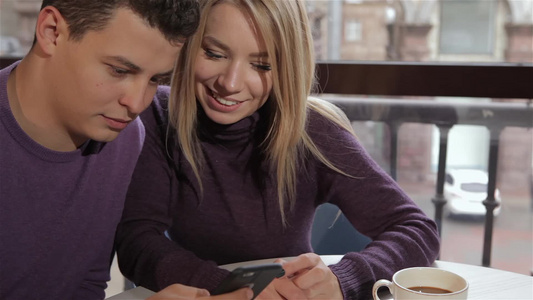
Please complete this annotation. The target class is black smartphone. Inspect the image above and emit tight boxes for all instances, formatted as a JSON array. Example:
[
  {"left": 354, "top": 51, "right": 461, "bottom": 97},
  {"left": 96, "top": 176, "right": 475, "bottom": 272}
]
[{"left": 211, "top": 263, "right": 285, "bottom": 299}]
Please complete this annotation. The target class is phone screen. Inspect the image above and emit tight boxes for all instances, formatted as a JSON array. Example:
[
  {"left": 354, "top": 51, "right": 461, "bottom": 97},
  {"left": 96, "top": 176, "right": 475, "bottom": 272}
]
[{"left": 211, "top": 263, "right": 285, "bottom": 299}]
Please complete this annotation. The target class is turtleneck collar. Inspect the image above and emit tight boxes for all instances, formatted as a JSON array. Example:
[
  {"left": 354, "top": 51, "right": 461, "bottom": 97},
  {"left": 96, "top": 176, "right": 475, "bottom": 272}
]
[{"left": 197, "top": 104, "right": 267, "bottom": 147}]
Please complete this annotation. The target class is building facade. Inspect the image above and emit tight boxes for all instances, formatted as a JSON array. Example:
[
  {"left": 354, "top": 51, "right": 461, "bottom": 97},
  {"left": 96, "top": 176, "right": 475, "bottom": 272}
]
[{"left": 307, "top": 0, "right": 532, "bottom": 198}]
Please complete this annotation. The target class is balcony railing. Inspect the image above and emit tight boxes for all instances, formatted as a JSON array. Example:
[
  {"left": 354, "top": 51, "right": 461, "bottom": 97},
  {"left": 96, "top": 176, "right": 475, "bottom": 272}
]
[{"left": 315, "top": 61, "right": 533, "bottom": 267}]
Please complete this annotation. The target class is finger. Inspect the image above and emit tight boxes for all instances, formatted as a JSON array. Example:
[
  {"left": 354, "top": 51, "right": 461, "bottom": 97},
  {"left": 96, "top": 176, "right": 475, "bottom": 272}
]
[
  {"left": 255, "top": 283, "right": 285, "bottom": 300},
  {"left": 281, "top": 253, "right": 322, "bottom": 277},
  {"left": 273, "top": 276, "right": 308, "bottom": 300},
  {"left": 294, "top": 267, "right": 343, "bottom": 299},
  {"left": 291, "top": 265, "right": 328, "bottom": 290},
  {"left": 297, "top": 278, "right": 329, "bottom": 299},
  {"left": 273, "top": 258, "right": 288, "bottom": 264}
]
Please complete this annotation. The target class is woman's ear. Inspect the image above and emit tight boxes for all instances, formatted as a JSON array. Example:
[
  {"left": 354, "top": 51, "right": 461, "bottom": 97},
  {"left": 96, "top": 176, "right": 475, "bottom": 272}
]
[{"left": 34, "top": 6, "right": 69, "bottom": 55}]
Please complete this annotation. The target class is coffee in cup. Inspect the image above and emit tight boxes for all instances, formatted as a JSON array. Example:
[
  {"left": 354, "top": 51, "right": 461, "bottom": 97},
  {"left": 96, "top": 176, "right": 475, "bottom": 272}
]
[{"left": 372, "top": 267, "right": 468, "bottom": 300}]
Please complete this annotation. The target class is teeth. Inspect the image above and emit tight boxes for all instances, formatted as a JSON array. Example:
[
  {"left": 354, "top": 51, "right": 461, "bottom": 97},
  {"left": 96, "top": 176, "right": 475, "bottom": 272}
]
[{"left": 213, "top": 93, "right": 238, "bottom": 106}]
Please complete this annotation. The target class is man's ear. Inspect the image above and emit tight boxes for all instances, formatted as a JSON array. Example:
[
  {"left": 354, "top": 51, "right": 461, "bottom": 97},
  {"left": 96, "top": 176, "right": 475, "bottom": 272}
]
[{"left": 34, "top": 6, "right": 70, "bottom": 55}]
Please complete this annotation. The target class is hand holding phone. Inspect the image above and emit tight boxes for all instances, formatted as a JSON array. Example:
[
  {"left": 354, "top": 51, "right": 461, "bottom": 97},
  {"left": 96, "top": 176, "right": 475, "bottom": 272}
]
[{"left": 211, "top": 263, "right": 285, "bottom": 299}]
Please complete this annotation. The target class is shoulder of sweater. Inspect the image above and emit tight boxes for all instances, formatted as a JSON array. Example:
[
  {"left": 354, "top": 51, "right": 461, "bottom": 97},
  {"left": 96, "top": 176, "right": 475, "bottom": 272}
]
[
  {"left": 129, "top": 117, "right": 146, "bottom": 145},
  {"left": 306, "top": 105, "right": 352, "bottom": 139},
  {"left": 305, "top": 100, "right": 365, "bottom": 158},
  {"left": 155, "top": 85, "right": 171, "bottom": 101},
  {"left": 152, "top": 85, "right": 171, "bottom": 110},
  {"left": 140, "top": 86, "right": 171, "bottom": 127}
]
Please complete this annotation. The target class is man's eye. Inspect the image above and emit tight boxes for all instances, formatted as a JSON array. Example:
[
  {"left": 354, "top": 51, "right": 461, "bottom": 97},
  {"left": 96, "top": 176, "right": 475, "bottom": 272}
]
[
  {"left": 110, "top": 66, "right": 129, "bottom": 76},
  {"left": 150, "top": 76, "right": 171, "bottom": 85}
]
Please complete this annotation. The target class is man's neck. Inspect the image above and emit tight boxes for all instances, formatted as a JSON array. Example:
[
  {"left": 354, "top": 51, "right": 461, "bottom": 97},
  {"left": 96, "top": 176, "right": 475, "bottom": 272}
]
[{"left": 7, "top": 56, "right": 85, "bottom": 152}]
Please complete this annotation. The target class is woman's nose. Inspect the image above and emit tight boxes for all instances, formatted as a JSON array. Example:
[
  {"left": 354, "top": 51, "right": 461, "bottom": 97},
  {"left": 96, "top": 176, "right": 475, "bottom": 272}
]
[{"left": 216, "top": 61, "right": 245, "bottom": 94}]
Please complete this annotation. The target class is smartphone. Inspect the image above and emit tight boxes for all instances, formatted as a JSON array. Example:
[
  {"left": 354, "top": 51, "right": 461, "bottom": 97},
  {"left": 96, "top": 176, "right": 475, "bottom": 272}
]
[{"left": 211, "top": 263, "right": 285, "bottom": 299}]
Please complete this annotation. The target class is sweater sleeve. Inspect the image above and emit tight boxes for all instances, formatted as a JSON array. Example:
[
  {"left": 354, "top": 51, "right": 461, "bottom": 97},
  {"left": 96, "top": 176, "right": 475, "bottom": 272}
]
[
  {"left": 114, "top": 88, "right": 230, "bottom": 292},
  {"left": 308, "top": 110, "right": 440, "bottom": 300}
]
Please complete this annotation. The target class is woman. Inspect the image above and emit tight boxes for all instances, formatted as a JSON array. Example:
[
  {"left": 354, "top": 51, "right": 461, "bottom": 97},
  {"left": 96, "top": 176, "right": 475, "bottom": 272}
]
[{"left": 115, "top": 0, "right": 440, "bottom": 299}]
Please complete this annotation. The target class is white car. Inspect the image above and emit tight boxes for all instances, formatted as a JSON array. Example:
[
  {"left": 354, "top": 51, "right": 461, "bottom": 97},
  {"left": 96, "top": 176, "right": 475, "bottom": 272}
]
[{"left": 444, "top": 169, "right": 502, "bottom": 217}]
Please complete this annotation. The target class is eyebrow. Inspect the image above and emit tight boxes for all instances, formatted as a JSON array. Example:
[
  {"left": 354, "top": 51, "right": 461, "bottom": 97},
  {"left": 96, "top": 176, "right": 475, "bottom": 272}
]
[
  {"left": 203, "top": 36, "right": 269, "bottom": 59},
  {"left": 107, "top": 56, "right": 142, "bottom": 72},
  {"left": 106, "top": 56, "right": 174, "bottom": 77}
]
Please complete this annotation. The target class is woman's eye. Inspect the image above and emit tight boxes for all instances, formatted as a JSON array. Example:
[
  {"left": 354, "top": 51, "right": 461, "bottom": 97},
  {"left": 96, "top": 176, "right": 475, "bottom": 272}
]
[
  {"left": 204, "top": 49, "right": 224, "bottom": 59},
  {"left": 253, "top": 63, "right": 271, "bottom": 71}
]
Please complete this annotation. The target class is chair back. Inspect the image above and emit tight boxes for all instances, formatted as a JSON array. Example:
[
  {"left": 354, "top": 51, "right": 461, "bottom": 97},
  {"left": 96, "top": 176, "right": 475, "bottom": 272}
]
[{"left": 311, "top": 203, "right": 371, "bottom": 254}]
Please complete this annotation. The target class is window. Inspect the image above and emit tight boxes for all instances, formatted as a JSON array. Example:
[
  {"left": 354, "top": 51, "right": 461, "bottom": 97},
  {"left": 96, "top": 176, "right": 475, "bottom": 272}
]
[
  {"left": 344, "top": 20, "right": 362, "bottom": 42},
  {"left": 439, "top": 0, "right": 497, "bottom": 55}
]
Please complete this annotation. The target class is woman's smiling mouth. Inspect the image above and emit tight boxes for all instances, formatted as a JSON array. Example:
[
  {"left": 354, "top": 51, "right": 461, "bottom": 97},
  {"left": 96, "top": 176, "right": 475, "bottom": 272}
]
[{"left": 211, "top": 90, "right": 240, "bottom": 106}]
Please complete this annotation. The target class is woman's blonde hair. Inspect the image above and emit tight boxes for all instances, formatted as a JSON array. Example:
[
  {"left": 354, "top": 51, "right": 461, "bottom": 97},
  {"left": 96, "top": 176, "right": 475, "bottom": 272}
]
[{"left": 169, "top": 0, "right": 355, "bottom": 224}]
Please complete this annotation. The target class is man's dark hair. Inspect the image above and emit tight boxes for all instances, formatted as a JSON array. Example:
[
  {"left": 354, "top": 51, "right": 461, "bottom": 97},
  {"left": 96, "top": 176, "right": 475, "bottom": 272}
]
[{"left": 40, "top": 0, "right": 199, "bottom": 44}]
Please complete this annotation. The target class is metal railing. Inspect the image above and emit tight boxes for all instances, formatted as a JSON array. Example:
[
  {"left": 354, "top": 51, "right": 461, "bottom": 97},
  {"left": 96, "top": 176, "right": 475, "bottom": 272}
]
[
  {"left": 315, "top": 61, "right": 533, "bottom": 267},
  {"left": 322, "top": 96, "right": 532, "bottom": 266}
]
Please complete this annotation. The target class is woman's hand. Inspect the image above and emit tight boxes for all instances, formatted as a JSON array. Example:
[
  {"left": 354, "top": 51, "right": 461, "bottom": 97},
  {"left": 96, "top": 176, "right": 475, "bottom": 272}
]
[
  {"left": 147, "top": 283, "right": 253, "bottom": 300},
  {"left": 255, "top": 276, "right": 307, "bottom": 300},
  {"left": 267, "top": 253, "right": 344, "bottom": 300}
]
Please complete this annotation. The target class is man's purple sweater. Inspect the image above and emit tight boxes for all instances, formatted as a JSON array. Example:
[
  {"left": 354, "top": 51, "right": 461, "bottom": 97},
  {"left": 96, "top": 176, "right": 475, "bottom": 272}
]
[
  {"left": 0, "top": 62, "right": 146, "bottom": 299},
  {"left": 116, "top": 92, "right": 440, "bottom": 299}
]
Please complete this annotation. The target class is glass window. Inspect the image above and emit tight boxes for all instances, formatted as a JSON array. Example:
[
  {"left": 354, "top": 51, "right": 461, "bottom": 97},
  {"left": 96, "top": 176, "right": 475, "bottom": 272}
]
[
  {"left": 304, "top": 0, "right": 531, "bottom": 63},
  {"left": 439, "top": 0, "right": 496, "bottom": 55},
  {"left": 345, "top": 19, "right": 362, "bottom": 42},
  {"left": 0, "top": 0, "right": 39, "bottom": 58}
]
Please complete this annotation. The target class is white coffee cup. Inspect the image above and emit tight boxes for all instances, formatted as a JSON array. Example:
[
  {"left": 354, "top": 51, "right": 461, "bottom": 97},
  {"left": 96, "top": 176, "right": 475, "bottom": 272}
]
[{"left": 372, "top": 267, "right": 468, "bottom": 300}]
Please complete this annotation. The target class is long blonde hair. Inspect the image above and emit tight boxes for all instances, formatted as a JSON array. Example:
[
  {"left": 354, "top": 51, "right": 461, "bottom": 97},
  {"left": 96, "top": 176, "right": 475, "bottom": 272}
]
[{"left": 169, "top": 0, "right": 356, "bottom": 225}]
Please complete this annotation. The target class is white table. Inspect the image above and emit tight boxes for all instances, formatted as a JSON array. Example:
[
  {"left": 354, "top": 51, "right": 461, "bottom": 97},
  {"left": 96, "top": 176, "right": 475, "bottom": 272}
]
[{"left": 106, "top": 256, "right": 533, "bottom": 299}]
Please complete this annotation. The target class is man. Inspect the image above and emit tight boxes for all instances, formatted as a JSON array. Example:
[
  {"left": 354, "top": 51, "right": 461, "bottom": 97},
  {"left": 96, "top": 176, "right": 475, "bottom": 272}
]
[{"left": 0, "top": 1, "right": 250, "bottom": 299}]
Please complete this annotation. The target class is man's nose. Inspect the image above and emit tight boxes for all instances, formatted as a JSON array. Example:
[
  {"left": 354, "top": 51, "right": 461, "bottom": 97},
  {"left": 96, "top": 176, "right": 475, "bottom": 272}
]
[{"left": 119, "top": 82, "right": 152, "bottom": 116}]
